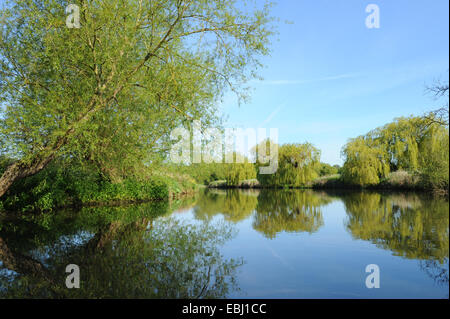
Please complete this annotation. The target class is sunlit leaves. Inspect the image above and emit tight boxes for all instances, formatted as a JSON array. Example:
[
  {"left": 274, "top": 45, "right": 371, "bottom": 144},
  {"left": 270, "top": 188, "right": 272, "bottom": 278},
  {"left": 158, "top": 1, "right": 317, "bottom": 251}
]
[
  {"left": 341, "top": 116, "right": 449, "bottom": 188},
  {"left": 256, "top": 141, "right": 321, "bottom": 187},
  {"left": 0, "top": 0, "right": 276, "bottom": 184}
]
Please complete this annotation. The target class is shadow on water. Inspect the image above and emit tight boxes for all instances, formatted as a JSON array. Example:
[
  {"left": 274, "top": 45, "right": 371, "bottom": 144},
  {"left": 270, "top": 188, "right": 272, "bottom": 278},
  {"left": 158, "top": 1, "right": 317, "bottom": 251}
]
[{"left": 1, "top": 189, "right": 448, "bottom": 298}]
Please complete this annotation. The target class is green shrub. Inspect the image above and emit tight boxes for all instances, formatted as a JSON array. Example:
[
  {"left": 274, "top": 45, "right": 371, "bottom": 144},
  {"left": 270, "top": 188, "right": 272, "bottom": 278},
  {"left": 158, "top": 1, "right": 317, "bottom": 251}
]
[
  {"left": 379, "top": 170, "right": 420, "bottom": 189},
  {"left": 318, "top": 163, "right": 339, "bottom": 177},
  {"left": 311, "top": 174, "right": 349, "bottom": 189},
  {"left": 0, "top": 161, "right": 86, "bottom": 212},
  {"left": 239, "top": 179, "right": 260, "bottom": 188},
  {"left": 208, "top": 180, "right": 228, "bottom": 188},
  {"left": 0, "top": 161, "right": 196, "bottom": 213}
]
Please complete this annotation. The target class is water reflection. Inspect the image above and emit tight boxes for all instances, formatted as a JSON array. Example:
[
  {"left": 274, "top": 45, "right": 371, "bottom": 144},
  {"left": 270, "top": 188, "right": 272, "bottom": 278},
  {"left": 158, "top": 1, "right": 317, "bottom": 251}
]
[
  {"left": 1, "top": 190, "right": 448, "bottom": 298},
  {"left": 195, "top": 190, "right": 332, "bottom": 239},
  {"left": 0, "top": 200, "right": 243, "bottom": 298},
  {"left": 194, "top": 189, "right": 259, "bottom": 222},
  {"left": 253, "top": 190, "right": 332, "bottom": 239},
  {"left": 195, "top": 189, "right": 449, "bottom": 288},
  {"left": 341, "top": 191, "right": 449, "bottom": 285}
]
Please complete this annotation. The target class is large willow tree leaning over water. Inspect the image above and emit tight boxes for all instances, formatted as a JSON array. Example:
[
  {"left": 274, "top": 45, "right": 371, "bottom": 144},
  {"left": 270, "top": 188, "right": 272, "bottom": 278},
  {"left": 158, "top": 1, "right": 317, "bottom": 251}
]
[{"left": 0, "top": 0, "right": 276, "bottom": 197}]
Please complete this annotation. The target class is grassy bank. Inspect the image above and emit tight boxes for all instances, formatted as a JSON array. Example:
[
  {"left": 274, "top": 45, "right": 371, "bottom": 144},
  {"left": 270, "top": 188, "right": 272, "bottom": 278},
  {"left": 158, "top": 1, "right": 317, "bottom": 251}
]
[
  {"left": 208, "top": 171, "right": 448, "bottom": 195},
  {"left": 0, "top": 160, "right": 198, "bottom": 213},
  {"left": 313, "top": 171, "right": 448, "bottom": 194},
  {"left": 208, "top": 179, "right": 260, "bottom": 189}
]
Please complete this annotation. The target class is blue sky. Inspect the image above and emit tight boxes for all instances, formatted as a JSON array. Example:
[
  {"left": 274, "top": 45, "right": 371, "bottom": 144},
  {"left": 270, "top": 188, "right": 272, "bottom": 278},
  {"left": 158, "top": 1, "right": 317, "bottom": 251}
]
[{"left": 220, "top": 0, "right": 449, "bottom": 165}]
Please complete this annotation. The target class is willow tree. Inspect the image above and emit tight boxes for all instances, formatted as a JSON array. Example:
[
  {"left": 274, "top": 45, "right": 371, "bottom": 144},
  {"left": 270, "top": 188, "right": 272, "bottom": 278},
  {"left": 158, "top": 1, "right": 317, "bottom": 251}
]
[
  {"left": 0, "top": 0, "right": 276, "bottom": 197},
  {"left": 341, "top": 116, "right": 448, "bottom": 188},
  {"left": 373, "top": 116, "right": 432, "bottom": 171},
  {"left": 224, "top": 152, "right": 256, "bottom": 187},
  {"left": 277, "top": 143, "right": 321, "bottom": 187},
  {"left": 341, "top": 136, "right": 389, "bottom": 186},
  {"left": 418, "top": 124, "right": 449, "bottom": 190},
  {"left": 256, "top": 142, "right": 321, "bottom": 187}
]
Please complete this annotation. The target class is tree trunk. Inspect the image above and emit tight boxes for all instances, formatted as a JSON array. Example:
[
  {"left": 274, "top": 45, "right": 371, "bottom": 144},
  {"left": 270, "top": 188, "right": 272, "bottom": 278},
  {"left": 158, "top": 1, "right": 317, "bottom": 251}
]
[
  {"left": 0, "top": 237, "right": 53, "bottom": 280},
  {"left": 0, "top": 102, "right": 100, "bottom": 199},
  {"left": 0, "top": 155, "right": 55, "bottom": 198},
  {"left": 0, "top": 237, "right": 65, "bottom": 297}
]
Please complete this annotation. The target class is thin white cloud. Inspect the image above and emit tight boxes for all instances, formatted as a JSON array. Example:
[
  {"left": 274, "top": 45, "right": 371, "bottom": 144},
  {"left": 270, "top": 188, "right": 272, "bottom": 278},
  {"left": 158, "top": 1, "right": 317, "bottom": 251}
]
[
  {"left": 255, "top": 73, "right": 360, "bottom": 86},
  {"left": 259, "top": 103, "right": 285, "bottom": 127},
  {"left": 265, "top": 244, "right": 294, "bottom": 271}
]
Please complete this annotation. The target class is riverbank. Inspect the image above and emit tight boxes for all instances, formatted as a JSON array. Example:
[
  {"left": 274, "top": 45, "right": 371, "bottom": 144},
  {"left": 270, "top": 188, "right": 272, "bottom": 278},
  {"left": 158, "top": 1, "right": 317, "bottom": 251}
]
[
  {"left": 0, "top": 161, "right": 200, "bottom": 214},
  {"left": 1, "top": 161, "right": 447, "bottom": 214},
  {"left": 207, "top": 172, "right": 449, "bottom": 195}
]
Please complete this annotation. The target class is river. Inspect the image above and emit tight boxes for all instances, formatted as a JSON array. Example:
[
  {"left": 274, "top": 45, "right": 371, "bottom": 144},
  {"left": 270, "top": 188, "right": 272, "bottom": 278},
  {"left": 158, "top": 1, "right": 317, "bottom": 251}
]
[{"left": 0, "top": 189, "right": 448, "bottom": 298}]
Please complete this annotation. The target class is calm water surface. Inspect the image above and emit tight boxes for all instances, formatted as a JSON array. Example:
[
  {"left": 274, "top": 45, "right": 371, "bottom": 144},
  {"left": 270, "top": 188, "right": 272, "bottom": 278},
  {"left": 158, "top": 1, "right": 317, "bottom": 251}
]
[{"left": 0, "top": 189, "right": 448, "bottom": 298}]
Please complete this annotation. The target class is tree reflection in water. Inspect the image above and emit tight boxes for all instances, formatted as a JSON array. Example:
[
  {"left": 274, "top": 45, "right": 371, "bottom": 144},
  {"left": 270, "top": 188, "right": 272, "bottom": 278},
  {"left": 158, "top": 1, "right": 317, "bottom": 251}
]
[
  {"left": 342, "top": 191, "right": 449, "bottom": 285},
  {"left": 0, "top": 200, "right": 243, "bottom": 298},
  {"left": 1, "top": 189, "right": 448, "bottom": 297},
  {"left": 253, "top": 190, "right": 332, "bottom": 239},
  {"left": 195, "top": 189, "right": 333, "bottom": 239},
  {"left": 194, "top": 189, "right": 259, "bottom": 222}
]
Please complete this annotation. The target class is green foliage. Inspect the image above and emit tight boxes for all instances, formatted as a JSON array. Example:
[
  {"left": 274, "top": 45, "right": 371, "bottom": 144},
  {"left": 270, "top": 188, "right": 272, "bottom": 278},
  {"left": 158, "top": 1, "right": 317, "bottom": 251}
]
[
  {"left": 0, "top": 0, "right": 277, "bottom": 192},
  {"left": 341, "top": 136, "right": 390, "bottom": 186},
  {"left": 311, "top": 174, "right": 344, "bottom": 189},
  {"left": 167, "top": 154, "right": 257, "bottom": 187},
  {"left": 379, "top": 170, "right": 421, "bottom": 190},
  {"left": 317, "top": 163, "right": 339, "bottom": 176},
  {"left": 224, "top": 154, "right": 256, "bottom": 186},
  {"left": 341, "top": 116, "right": 449, "bottom": 190},
  {"left": 171, "top": 163, "right": 228, "bottom": 185},
  {"left": 376, "top": 117, "right": 427, "bottom": 171},
  {"left": 0, "top": 156, "right": 12, "bottom": 175},
  {"left": 418, "top": 126, "right": 449, "bottom": 191},
  {"left": 0, "top": 160, "right": 91, "bottom": 212},
  {"left": 77, "top": 177, "right": 170, "bottom": 204},
  {"left": 256, "top": 141, "right": 321, "bottom": 187},
  {"left": 0, "top": 160, "right": 196, "bottom": 212}
]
